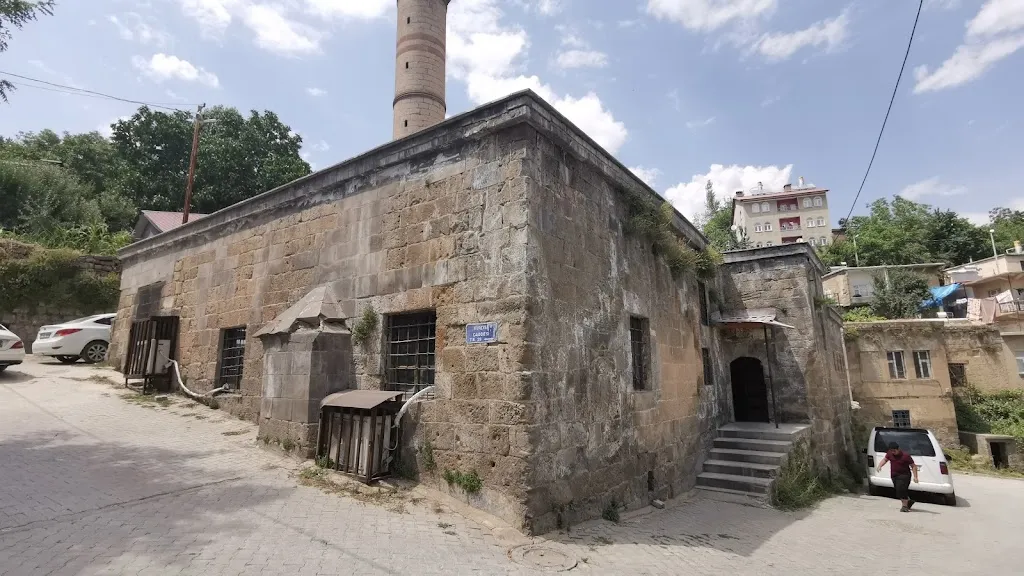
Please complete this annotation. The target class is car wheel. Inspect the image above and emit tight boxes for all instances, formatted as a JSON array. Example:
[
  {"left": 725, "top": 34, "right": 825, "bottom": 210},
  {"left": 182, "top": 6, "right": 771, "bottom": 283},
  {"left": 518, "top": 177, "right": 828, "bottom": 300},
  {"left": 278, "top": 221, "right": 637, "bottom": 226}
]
[
  {"left": 945, "top": 493, "right": 957, "bottom": 506},
  {"left": 80, "top": 341, "right": 109, "bottom": 364},
  {"left": 868, "top": 483, "right": 880, "bottom": 497},
  {"left": 57, "top": 356, "right": 78, "bottom": 364}
]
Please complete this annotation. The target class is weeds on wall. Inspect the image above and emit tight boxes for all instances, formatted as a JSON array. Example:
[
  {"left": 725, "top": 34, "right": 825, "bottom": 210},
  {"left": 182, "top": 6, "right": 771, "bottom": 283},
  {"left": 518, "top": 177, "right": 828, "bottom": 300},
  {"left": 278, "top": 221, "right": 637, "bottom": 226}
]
[
  {"left": 769, "top": 441, "right": 852, "bottom": 510},
  {"left": 351, "top": 306, "right": 378, "bottom": 346},
  {"left": 601, "top": 499, "right": 620, "bottom": 523},
  {"left": 420, "top": 439, "right": 437, "bottom": 472},
  {"left": 624, "top": 194, "right": 722, "bottom": 281},
  {"left": 443, "top": 469, "right": 482, "bottom": 494},
  {"left": 0, "top": 240, "right": 119, "bottom": 312}
]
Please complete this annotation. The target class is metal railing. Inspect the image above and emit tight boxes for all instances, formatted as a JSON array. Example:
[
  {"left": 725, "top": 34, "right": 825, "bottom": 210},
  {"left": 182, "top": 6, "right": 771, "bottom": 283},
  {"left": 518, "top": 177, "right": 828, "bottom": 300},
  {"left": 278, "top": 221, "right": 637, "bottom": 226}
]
[{"left": 998, "top": 300, "right": 1024, "bottom": 314}]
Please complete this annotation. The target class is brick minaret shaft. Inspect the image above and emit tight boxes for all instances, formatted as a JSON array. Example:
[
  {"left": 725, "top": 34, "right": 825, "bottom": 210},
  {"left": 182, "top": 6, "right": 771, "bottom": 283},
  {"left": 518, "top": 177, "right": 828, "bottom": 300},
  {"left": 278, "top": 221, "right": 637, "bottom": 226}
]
[{"left": 393, "top": 0, "right": 450, "bottom": 139}]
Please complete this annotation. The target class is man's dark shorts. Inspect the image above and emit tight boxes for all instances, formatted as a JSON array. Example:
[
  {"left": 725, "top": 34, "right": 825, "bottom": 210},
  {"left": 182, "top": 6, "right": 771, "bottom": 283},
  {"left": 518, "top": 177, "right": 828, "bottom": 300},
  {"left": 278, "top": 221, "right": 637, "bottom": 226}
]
[{"left": 893, "top": 473, "right": 912, "bottom": 499}]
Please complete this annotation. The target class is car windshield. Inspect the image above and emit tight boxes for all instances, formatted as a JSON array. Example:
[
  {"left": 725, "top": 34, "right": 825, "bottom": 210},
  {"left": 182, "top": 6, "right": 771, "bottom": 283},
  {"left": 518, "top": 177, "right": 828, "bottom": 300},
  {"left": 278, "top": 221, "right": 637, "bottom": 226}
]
[{"left": 874, "top": 430, "right": 936, "bottom": 457}]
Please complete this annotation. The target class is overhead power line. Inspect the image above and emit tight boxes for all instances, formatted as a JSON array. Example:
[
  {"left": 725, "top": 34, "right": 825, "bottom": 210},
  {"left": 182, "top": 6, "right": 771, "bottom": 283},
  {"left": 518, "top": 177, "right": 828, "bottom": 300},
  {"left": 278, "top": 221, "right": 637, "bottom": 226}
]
[
  {"left": 842, "top": 0, "right": 924, "bottom": 226},
  {"left": 0, "top": 69, "right": 199, "bottom": 112}
]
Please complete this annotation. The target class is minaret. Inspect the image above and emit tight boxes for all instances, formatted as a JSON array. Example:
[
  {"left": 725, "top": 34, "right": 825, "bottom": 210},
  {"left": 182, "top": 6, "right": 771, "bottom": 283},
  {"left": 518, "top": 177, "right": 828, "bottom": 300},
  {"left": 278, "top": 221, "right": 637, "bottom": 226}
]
[{"left": 393, "top": 0, "right": 450, "bottom": 139}]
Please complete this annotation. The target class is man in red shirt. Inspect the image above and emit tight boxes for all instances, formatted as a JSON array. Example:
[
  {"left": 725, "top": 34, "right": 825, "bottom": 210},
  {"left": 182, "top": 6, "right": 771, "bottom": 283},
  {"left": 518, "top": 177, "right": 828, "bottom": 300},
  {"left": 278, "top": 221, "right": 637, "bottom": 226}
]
[{"left": 877, "top": 441, "right": 919, "bottom": 512}]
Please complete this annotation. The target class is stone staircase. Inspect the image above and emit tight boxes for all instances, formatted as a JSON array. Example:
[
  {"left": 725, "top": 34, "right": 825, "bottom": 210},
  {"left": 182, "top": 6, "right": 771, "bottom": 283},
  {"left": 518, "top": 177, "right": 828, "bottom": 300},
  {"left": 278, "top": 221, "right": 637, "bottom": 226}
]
[{"left": 696, "top": 422, "right": 810, "bottom": 498}]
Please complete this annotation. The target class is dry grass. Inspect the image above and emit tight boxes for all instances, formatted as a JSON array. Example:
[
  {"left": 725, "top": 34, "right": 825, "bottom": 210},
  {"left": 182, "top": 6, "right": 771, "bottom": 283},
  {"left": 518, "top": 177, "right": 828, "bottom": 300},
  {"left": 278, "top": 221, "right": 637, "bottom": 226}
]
[{"left": 297, "top": 466, "right": 413, "bottom": 514}]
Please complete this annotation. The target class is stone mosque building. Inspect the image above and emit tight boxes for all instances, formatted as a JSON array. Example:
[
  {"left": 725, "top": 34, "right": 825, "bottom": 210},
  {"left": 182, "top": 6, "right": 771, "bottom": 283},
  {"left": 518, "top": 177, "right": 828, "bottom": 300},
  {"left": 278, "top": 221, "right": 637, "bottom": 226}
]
[{"left": 112, "top": 0, "right": 855, "bottom": 534}]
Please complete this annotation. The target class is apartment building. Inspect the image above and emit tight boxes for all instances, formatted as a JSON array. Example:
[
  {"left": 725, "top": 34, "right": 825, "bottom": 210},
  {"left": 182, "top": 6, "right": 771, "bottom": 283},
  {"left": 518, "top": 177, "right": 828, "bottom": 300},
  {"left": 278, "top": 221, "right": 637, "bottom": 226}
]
[
  {"left": 731, "top": 180, "right": 832, "bottom": 248},
  {"left": 944, "top": 245, "right": 1024, "bottom": 377},
  {"left": 822, "top": 263, "right": 946, "bottom": 308}
]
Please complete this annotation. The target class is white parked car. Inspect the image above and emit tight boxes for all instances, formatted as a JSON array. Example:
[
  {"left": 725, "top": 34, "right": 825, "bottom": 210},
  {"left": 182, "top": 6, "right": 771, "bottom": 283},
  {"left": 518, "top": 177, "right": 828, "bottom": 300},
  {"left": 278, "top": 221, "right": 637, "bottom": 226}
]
[
  {"left": 0, "top": 323, "right": 26, "bottom": 373},
  {"left": 33, "top": 313, "right": 116, "bottom": 364},
  {"left": 866, "top": 426, "right": 956, "bottom": 506}
]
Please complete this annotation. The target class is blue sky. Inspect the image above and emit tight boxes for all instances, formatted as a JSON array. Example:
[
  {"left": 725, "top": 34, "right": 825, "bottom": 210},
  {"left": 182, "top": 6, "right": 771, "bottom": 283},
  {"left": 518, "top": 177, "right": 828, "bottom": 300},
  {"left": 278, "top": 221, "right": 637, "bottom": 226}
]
[{"left": 2, "top": 0, "right": 1023, "bottom": 227}]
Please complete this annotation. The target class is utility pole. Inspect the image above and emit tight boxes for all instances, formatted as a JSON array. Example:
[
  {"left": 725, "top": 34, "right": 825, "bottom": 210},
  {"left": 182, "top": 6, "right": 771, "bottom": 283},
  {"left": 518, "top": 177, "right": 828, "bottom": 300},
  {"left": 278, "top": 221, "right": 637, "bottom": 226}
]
[{"left": 182, "top": 103, "right": 205, "bottom": 225}]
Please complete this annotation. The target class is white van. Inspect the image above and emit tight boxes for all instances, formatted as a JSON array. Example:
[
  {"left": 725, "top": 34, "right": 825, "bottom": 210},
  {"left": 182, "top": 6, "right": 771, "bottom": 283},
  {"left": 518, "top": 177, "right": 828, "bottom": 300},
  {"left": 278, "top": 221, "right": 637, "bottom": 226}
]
[{"left": 866, "top": 427, "right": 956, "bottom": 506}]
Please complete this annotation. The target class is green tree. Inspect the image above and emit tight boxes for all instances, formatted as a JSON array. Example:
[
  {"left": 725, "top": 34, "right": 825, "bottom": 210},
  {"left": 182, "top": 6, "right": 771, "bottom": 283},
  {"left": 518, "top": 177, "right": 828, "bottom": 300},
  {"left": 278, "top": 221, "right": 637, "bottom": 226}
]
[
  {"left": 698, "top": 181, "right": 749, "bottom": 251},
  {"left": 989, "top": 207, "right": 1024, "bottom": 254},
  {"left": 924, "top": 209, "right": 989, "bottom": 266},
  {"left": 0, "top": 1, "right": 55, "bottom": 102},
  {"left": 0, "top": 161, "right": 102, "bottom": 235},
  {"left": 870, "top": 268, "right": 932, "bottom": 319},
  {"left": 110, "top": 106, "right": 312, "bottom": 214}
]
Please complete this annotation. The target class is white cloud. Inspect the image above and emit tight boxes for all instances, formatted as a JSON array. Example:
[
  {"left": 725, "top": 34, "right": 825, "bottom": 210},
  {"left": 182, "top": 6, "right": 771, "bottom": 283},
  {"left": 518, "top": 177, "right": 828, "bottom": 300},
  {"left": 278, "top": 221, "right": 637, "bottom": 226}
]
[
  {"left": 967, "top": 0, "right": 1024, "bottom": 39},
  {"left": 915, "top": 0, "right": 1024, "bottom": 93},
  {"left": 663, "top": 163, "right": 793, "bottom": 220},
  {"left": 752, "top": 10, "right": 849, "bottom": 61},
  {"left": 899, "top": 177, "right": 968, "bottom": 200},
  {"left": 132, "top": 53, "right": 220, "bottom": 87},
  {"left": 108, "top": 13, "right": 172, "bottom": 46},
  {"left": 304, "top": 0, "right": 391, "bottom": 19},
  {"left": 180, "top": 0, "right": 236, "bottom": 34},
  {"left": 963, "top": 211, "right": 991, "bottom": 225},
  {"left": 645, "top": 0, "right": 777, "bottom": 32},
  {"left": 243, "top": 4, "right": 322, "bottom": 55},
  {"left": 516, "top": 0, "right": 562, "bottom": 15},
  {"left": 685, "top": 116, "right": 716, "bottom": 129},
  {"left": 630, "top": 166, "right": 662, "bottom": 187},
  {"left": 925, "top": 0, "right": 961, "bottom": 10},
  {"left": 447, "top": 0, "right": 628, "bottom": 154},
  {"left": 306, "top": 87, "right": 327, "bottom": 97},
  {"left": 914, "top": 34, "right": 1024, "bottom": 92},
  {"left": 555, "top": 49, "right": 609, "bottom": 69},
  {"left": 307, "top": 139, "right": 330, "bottom": 153},
  {"left": 97, "top": 116, "right": 131, "bottom": 138}
]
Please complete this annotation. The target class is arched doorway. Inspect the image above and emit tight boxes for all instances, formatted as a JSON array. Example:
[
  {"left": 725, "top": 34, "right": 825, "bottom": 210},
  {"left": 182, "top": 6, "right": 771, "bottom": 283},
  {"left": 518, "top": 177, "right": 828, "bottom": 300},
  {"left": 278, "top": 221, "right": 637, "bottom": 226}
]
[{"left": 730, "top": 357, "right": 770, "bottom": 423}]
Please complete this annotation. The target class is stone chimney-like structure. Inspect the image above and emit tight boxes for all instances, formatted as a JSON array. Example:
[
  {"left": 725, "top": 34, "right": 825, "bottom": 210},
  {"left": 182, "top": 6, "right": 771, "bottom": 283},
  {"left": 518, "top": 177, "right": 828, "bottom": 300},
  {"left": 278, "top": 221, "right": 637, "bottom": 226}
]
[{"left": 393, "top": 0, "right": 450, "bottom": 139}]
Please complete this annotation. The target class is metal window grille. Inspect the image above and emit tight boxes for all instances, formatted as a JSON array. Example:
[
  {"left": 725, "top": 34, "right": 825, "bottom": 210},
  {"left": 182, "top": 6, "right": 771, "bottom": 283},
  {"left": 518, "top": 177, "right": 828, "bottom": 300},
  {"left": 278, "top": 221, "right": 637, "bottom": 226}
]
[
  {"left": 887, "top": 351, "right": 906, "bottom": 380},
  {"left": 892, "top": 410, "right": 912, "bottom": 428},
  {"left": 698, "top": 282, "right": 709, "bottom": 326},
  {"left": 948, "top": 363, "right": 967, "bottom": 387},
  {"left": 913, "top": 350, "right": 932, "bottom": 379},
  {"left": 384, "top": 312, "right": 436, "bottom": 394},
  {"left": 702, "top": 347, "right": 713, "bottom": 386},
  {"left": 630, "top": 316, "right": 649, "bottom": 390},
  {"left": 218, "top": 327, "right": 246, "bottom": 389}
]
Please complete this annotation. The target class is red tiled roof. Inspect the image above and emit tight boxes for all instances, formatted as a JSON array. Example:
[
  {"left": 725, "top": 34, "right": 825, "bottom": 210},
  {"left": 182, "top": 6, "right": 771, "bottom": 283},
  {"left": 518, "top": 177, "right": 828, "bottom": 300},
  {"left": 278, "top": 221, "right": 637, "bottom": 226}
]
[{"left": 141, "top": 210, "right": 208, "bottom": 233}]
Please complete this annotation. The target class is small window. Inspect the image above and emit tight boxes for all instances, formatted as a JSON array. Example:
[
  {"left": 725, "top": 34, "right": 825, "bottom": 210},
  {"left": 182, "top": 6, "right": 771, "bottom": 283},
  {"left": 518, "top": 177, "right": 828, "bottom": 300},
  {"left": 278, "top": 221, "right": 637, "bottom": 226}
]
[
  {"left": 989, "top": 289, "right": 1000, "bottom": 298},
  {"left": 765, "top": 223, "right": 773, "bottom": 231},
  {"left": 808, "top": 238, "right": 816, "bottom": 246},
  {"left": 756, "top": 242, "right": 763, "bottom": 248},
  {"left": 819, "top": 236, "right": 827, "bottom": 245},
  {"left": 892, "top": 410, "right": 912, "bottom": 428},
  {"left": 385, "top": 311, "right": 437, "bottom": 394},
  {"left": 630, "top": 316, "right": 650, "bottom": 390},
  {"left": 407, "top": 16, "right": 411, "bottom": 23},
  {"left": 754, "top": 224, "right": 762, "bottom": 232},
  {"left": 1016, "top": 352, "right": 1024, "bottom": 375},
  {"left": 913, "top": 350, "right": 932, "bottom": 379},
  {"left": 765, "top": 241, "right": 773, "bottom": 247},
  {"left": 817, "top": 217, "right": 825, "bottom": 227},
  {"left": 702, "top": 347, "right": 713, "bottom": 386},
  {"left": 752, "top": 203, "right": 760, "bottom": 214},
  {"left": 949, "top": 363, "right": 967, "bottom": 387},
  {"left": 405, "top": 61, "right": 409, "bottom": 69},
  {"left": 887, "top": 351, "right": 906, "bottom": 380},
  {"left": 698, "top": 282, "right": 709, "bottom": 326},
  {"left": 761, "top": 202, "right": 771, "bottom": 212},
  {"left": 807, "top": 219, "right": 815, "bottom": 228},
  {"left": 404, "top": 119, "right": 408, "bottom": 127},
  {"left": 803, "top": 198, "right": 812, "bottom": 208},
  {"left": 218, "top": 327, "right": 247, "bottom": 389},
  {"left": 780, "top": 204, "right": 788, "bottom": 212},
  {"left": 813, "top": 197, "right": 823, "bottom": 207}
]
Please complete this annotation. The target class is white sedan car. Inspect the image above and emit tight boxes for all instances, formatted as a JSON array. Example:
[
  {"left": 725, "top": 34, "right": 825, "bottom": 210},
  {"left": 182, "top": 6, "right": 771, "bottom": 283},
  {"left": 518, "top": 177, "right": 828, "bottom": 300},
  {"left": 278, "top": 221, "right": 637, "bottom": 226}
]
[
  {"left": 33, "top": 313, "right": 116, "bottom": 364},
  {"left": 0, "top": 323, "right": 26, "bottom": 373}
]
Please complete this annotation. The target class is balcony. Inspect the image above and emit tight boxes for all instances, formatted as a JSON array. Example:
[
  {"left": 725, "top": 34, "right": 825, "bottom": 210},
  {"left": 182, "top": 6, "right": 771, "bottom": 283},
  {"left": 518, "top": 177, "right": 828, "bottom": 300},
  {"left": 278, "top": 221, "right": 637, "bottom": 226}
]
[{"left": 998, "top": 300, "right": 1024, "bottom": 314}]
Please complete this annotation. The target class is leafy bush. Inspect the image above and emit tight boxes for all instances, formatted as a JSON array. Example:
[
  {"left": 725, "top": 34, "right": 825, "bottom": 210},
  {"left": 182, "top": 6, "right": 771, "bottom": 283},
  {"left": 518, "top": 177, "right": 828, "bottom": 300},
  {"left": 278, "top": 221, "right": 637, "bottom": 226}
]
[
  {"left": 843, "top": 307, "right": 886, "bottom": 323},
  {"left": 443, "top": 469, "right": 482, "bottom": 494},
  {"left": 601, "top": 499, "right": 620, "bottom": 523},
  {"left": 769, "top": 441, "right": 849, "bottom": 510},
  {"left": 954, "top": 386, "right": 1024, "bottom": 444},
  {"left": 0, "top": 245, "right": 120, "bottom": 313},
  {"left": 351, "top": 306, "right": 378, "bottom": 346},
  {"left": 870, "top": 269, "right": 932, "bottom": 319}
]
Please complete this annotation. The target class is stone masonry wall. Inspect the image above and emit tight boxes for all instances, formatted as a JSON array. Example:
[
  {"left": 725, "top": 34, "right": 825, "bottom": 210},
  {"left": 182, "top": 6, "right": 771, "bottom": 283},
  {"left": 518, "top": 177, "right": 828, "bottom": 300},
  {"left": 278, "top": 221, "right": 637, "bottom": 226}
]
[
  {"left": 719, "top": 246, "right": 855, "bottom": 472},
  {"left": 521, "top": 129, "right": 730, "bottom": 534},
  {"left": 111, "top": 116, "right": 539, "bottom": 530}
]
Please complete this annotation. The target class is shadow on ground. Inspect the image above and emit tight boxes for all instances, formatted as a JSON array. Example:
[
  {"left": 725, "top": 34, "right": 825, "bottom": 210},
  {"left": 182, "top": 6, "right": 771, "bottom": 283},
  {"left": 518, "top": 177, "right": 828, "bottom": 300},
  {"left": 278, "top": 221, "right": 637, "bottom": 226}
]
[
  {"left": 547, "top": 494, "right": 810, "bottom": 558},
  {"left": 0, "top": 368, "right": 34, "bottom": 383},
  {"left": 0, "top": 431, "right": 293, "bottom": 574}
]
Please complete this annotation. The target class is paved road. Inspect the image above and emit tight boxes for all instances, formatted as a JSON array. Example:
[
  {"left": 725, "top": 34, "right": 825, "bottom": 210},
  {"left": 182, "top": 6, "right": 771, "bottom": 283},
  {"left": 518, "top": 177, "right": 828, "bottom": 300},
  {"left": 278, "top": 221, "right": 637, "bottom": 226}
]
[{"left": 2, "top": 357, "right": 1022, "bottom": 575}]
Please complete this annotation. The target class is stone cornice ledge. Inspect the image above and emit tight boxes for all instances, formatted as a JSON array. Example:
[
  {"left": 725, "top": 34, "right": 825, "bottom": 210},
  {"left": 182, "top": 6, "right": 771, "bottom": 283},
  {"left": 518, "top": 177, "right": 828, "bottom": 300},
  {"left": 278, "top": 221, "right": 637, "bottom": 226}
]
[{"left": 120, "top": 90, "right": 705, "bottom": 264}]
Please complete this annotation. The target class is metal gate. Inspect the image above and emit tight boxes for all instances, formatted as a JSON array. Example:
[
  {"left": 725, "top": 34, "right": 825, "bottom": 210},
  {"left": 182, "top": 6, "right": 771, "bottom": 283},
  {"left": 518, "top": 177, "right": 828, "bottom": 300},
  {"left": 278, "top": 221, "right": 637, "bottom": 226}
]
[{"left": 123, "top": 316, "right": 180, "bottom": 394}]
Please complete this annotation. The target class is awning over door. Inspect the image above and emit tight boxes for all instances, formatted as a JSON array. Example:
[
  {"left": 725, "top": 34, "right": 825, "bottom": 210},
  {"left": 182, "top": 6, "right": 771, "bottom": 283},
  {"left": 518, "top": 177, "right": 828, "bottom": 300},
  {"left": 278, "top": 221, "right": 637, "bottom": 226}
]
[
  {"left": 320, "top": 390, "right": 404, "bottom": 410},
  {"left": 713, "top": 308, "right": 795, "bottom": 330}
]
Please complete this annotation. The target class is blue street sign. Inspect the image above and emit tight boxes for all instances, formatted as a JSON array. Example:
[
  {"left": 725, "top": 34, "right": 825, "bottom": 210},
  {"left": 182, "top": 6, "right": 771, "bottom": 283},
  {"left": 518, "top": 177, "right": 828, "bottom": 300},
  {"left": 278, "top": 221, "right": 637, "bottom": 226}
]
[{"left": 466, "top": 322, "right": 498, "bottom": 344}]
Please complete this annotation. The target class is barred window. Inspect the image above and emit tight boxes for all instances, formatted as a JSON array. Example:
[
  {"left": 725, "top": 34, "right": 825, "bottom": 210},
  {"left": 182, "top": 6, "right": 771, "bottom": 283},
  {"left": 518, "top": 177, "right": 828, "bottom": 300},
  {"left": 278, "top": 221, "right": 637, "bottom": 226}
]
[
  {"left": 892, "top": 410, "right": 911, "bottom": 428},
  {"left": 948, "top": 363, "right": 967, "bottom": 387},
  {"left": 218, "top": 327, "right": 246, "bottom": 389},
  {"left": 630, "top": 316, "right": 650, "bottom": 390},
  {"left": 385, "top": 311, "right": 436, "bottom": 394},
  {"left": 698, "top": 282, "right": 709, "bottom": 326}
]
